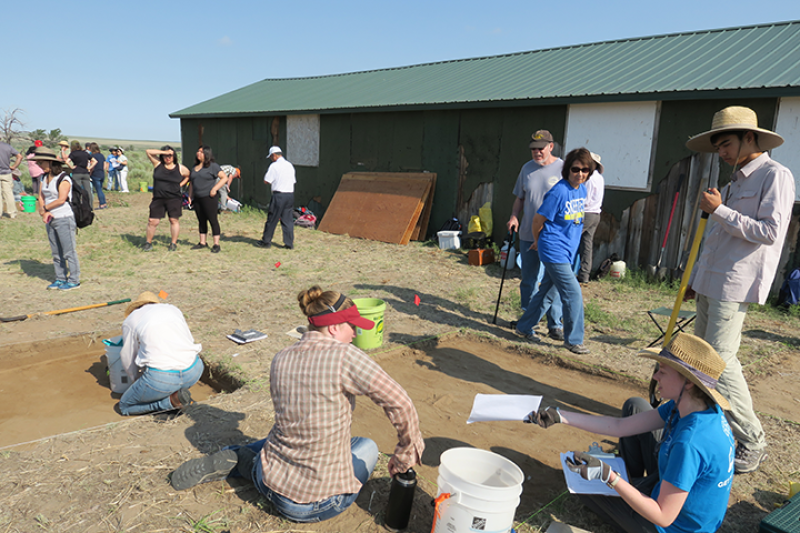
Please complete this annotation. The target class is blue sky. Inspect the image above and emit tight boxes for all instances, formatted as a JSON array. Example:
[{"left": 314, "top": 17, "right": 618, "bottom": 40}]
[{"left": 4, "top": 0, "right": 799, "bottom": 142}]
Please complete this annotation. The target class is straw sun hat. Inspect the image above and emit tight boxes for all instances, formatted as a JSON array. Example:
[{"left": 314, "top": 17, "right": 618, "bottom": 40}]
[
  {"left": 638, "top": 332, "right": 730, "bottom": 410},
  {"left": 125, "top": 291, "right": 162, "bottom": 317},
  {"left": 29, "top": 146, "right": 64, "bottom": 163},
  {"left": 686, "top": 105, "right": 784, "bottom": 153}
]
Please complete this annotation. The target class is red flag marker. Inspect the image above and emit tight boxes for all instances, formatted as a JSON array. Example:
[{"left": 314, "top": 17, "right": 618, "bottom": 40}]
[
  {"left": 158, "top": 290, "right": 168, "bottom": 299},
  {"left": 275, "top": 262, "right": 281, "bottom": 268},
  {"left": 414, "top": 294, "right": 421, "bottom": 306}
]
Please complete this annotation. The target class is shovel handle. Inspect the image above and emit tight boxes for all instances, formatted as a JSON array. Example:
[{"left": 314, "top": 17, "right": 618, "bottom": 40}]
[{"left": 663, "top": 212, "right": 709, "bottom": 345}]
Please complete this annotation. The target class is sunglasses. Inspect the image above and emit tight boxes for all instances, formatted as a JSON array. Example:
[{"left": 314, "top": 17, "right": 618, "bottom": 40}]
[{"left": 570, "top": 166, "right": 592, "bottom": 174}]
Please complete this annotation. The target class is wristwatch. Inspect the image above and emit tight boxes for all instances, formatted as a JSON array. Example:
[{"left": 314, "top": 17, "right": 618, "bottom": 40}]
[{"left": 607, "top": 470, "right": 621, "bottom": 489}]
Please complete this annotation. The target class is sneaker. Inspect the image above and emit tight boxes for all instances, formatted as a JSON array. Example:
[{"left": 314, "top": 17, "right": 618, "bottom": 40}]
[
  {"left": 515, "top": 329, "right": 542, "bottom": 343},
  {"left": 168, "top": 243, "right": 177, "bottom": 252},
  {"left": 255, "top": 240, "right": 271, "bottom": 248},
  {"left": 565, "top": 343, "right": 590, "bottom": 354},
  {"left": 548, "top": 328, "right": 565, "bottom": 341},
  {"left": 170, "top": 449, "right": 239, "bottom": 491},
  {"left": 47, "top": 280, "right": 65, "bottom": 290},
  {"left": 59, "top": 282, "right": 81, "bottom": 291},
  {"left": 734, "top": 445, "right": 767, "bottom": 474},
  {"left": 191, "top": 243, "right": 208, "bottom": 250},
  {"left": 142, "top": 242, "right": 153, "bottom": 252},
  {"left": 211, "top": 244, "right": 220, "bottom": 253}
]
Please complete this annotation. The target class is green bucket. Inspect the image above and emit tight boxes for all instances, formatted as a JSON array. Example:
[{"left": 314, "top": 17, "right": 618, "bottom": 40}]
[
  {"left": 352, "top": 298, "right": 386, "bottom": 350},
  {"left": 139, "top": 182, "right": 148, "bottom": 192},
  {"left": 21, "top": 196, "right": 37, "bottom": 213}
]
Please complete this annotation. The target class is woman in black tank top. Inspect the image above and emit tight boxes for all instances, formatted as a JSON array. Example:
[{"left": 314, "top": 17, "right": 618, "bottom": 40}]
[{"left": 142, "top": 146, "right": 190, "bottom": 251}]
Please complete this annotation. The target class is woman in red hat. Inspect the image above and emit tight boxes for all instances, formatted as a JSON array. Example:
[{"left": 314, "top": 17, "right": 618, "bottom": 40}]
[{"left": 171, "top": 286, "right": 424, "bottom": 523}]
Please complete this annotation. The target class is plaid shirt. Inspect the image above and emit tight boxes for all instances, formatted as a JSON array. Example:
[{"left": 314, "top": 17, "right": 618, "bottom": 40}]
[{"left": 259, "top": 331, "right": 424, "bottom": 503}]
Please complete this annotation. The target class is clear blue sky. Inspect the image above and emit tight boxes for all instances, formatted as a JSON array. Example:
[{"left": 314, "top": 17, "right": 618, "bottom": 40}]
[{"left": 4, "top": 0, "right": 799, "bottom": 142}]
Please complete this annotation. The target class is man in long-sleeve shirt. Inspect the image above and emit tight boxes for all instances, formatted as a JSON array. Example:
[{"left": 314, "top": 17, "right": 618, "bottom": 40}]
[{"left": 685, "top": 106, "right": 795, "bottom": 474}]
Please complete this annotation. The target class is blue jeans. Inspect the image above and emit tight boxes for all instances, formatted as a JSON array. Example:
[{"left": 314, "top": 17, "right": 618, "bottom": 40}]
[
  {"left": 517, "top": 262, "right": 584, "bottom": 345},
  {"left": 107, "top": 170, "right": 118, "bottom": 190},
  {"left": 519, "top": 240, "right": 563, "bottom": 329},
  {"left": 46, "top": 217, "right": 80, "bottom": 283},
  {"left": 119, "top": 357, "right": 204, "bottom": 415},
  {"left": 91, "top": 175, "right": 106, "bottom": 206},
  {"left": 231, "top": 436, "right": 379, "bottom": 523}
]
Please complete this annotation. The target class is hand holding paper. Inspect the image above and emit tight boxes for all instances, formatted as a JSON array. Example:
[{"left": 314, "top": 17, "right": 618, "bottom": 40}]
[{"left": 467, "top": 394, "right": 542, "bottom": 424}]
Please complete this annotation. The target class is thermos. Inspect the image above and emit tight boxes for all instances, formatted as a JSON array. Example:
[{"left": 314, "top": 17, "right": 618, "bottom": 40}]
[{"left": 384, "top": 468, "right": 417, "bottom": 531}]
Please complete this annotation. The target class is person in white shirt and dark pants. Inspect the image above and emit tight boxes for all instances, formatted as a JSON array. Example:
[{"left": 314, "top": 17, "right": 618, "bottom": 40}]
[{"left": 257, "top": 146, "right": 296, "bottom": 249}]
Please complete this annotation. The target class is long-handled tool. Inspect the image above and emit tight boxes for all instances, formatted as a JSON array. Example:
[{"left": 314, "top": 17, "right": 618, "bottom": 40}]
[
  {"left": 649, "top": 210, "right": 710, "bottom": 406},
  {"left": 492, "top": 229, "right": 516, "bottom": 325},
  {"left": 0, "top": 298, "right": 131, "bottom": 322},
  {"left": 648, "top": 172, "right": 685, "bottom": 280}
]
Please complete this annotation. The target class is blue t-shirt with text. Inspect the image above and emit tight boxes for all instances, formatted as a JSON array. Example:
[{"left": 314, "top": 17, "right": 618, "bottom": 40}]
[
  {"left": 536, "top": 179, "right": 585, "bottom": 264},
  {"left": 652, "top": 401, "right": 735, "bottom": 533}
]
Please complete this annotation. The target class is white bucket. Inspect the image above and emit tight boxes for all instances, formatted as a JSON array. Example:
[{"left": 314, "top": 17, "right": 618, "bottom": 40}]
[
  {"left": 433, "top": 448, "right": 524, "bottom": 533},
  {"left": 438, "top": 230, "right": 461, "bottom": 250},
  {"left": 105, "top": 335, "right": 131, "bottom": 394},
  {"left": 609, "top": 260, "right": 626, "bottom": 279},
  {"left": 500, "top": 243, "right": 517, "bottom": 270}
]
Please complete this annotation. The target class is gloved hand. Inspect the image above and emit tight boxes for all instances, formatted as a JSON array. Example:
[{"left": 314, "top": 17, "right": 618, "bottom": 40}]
[
  {"left": 525, "top": 406, "right": 561, "bottom": 428},
  {"left": 566, "top": 451, "right": 612, "bottom": 483}
]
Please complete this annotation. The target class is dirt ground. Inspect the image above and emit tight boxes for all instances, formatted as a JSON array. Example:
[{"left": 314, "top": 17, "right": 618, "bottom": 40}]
[{"left": 1, "top": 192, "right": 799, "bottom": 532}]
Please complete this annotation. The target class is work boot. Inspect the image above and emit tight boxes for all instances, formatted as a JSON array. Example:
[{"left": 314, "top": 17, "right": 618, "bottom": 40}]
[
  {"left": 169, "top": 389, "right": 194, "bottom": 410},
  {"left": 548, "top": 328, "right": 565, "bottom": 341},
  {"left": 235, "top": 447, "right": 259, "bottom": 482},
  {"left": 565, "top": 343, "right": 591, "bottom": 354},
  {"left": 170, "top": 449, "right": 238, "bottom": 490},
  {"left": 734, "top": 444, "right": 767, "bottom": 474}
]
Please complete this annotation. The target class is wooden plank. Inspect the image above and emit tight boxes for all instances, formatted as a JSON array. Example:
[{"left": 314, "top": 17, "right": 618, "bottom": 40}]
[
  {"left": 318, "top": 173, "right": 434, "bottom": 245},
  {"left": 412, "top": 173, "right": 436, "bottom": 240}
]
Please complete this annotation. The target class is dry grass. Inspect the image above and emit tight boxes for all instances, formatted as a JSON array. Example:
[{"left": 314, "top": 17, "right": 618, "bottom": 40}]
[{"left": 0, "top": 192, "right": 798, "bottom": 532}]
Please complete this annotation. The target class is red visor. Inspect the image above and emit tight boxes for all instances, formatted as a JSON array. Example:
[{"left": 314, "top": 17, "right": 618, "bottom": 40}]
[{"left": 308, "top": 305, "right": 374, "bottom": 330}]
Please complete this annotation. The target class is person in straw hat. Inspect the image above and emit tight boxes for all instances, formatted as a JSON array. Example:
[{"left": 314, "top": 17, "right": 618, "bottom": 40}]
[
  {"left": 526, "top": 332, "right": 734, "bottom": 533},
  {"left": 118, "top": 291, "right": 204, "bottom": 415},
  {"left": 683, "top": 105, "right": 794, "bottom": 473},
  {"left": 170, "top": 285, "right": 424, "bottom": 524},
  {"left": 31, "top": 146, "right": 81, "bottom": 290}
]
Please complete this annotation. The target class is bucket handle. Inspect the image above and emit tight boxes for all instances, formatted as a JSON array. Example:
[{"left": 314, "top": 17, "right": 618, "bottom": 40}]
[{"left": 430, "top": 492, "right": 452, "bottom": 533}]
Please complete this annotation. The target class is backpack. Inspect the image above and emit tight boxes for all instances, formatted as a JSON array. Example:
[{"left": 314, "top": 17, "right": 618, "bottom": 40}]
[
  {"left": 778, "top": 268, "right": 800, "bottom": 307},
  {"left": 593, "top": 253, "right": 620, "bottom": 280},
  {"left": 57, "top": 174, "right": 94, "bottom": 228},
  {"left": 439, "top": 217, "right": 462, "bottom": 233}
]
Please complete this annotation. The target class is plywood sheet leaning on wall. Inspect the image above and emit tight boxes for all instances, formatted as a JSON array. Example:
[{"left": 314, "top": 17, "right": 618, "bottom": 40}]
[{"left": 318, "top": 172, "right": 437, "bottom": 245}]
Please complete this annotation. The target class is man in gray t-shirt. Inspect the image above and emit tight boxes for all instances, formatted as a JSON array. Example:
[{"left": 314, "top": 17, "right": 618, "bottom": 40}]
[
  {"left": 0, "top": 142, "right": 23, "bottom": 219},
  {"left": 507, "top": 130, "right": 564, "bottom": 338}
]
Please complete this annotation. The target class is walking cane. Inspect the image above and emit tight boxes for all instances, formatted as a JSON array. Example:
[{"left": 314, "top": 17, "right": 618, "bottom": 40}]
[{"left": 492, "top": 229, "right": 516, "bottom": 325}]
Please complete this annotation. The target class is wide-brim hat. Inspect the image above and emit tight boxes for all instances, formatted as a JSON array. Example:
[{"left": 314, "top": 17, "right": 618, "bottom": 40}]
[
  {"left": 638, "top": 332, "right": 730, "bottom": 410},
  {"left": 29, "top": 147, "right": 63, "bottom": 163},
  {"left": 58, "top": 140, "right": 69, "bottom": 148},
  {"left": 686, "top": 106, "right": 784, "bottom": 152},
  {"left": 125, "top": 291, "right": 162, "bottom": 317},
  {"left": 590, "top": 152, "right": 604, "bottom": 174}
]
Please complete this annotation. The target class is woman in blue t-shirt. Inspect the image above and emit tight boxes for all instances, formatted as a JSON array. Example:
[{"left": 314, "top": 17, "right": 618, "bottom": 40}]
[
  {"left": 514, "top": 147, "right": 594, "bottom": 354},
  {"left": 528, "top": 332, "right": 735, "bottom": 533}
]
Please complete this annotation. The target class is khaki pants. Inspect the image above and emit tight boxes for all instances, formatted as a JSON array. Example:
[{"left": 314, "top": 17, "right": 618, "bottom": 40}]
[
  {"left": 695, "top": 294, "right": 766, "bottom": 450},
  {"left": 0, "top": 173, "right": 15, "bottom": 217}
]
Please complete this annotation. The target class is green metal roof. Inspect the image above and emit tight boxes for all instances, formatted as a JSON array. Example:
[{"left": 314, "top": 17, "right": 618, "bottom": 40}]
[{"left": 172, "top": 20, "right": 800, "bottom": 119}]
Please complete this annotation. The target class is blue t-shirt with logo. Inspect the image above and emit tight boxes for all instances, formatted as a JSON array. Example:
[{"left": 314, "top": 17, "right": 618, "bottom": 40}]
[
  {"left": 536, "top": 179, "right": 585, "bottom": 264},
  {"left": 652, "top": 401, "right": 735, "bottom": 533}
]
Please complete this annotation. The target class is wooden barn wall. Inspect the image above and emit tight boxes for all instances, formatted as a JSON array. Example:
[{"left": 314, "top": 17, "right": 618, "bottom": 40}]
[{"left": 179, "top": 95, "right": 800, "bottom": 295}]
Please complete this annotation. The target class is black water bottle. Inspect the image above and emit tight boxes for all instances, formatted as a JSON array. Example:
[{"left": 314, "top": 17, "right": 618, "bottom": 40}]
[{"left": 384, "top": 468, "right": 417, "bottom": 531}]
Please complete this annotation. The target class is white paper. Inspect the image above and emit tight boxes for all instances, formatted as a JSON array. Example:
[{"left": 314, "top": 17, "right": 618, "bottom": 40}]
[
  {"left": 466, "top": 394, "right": 542, "bottom": 424},
  {"left": 560, "top": 452, "right": 629, "bottom": 496}
]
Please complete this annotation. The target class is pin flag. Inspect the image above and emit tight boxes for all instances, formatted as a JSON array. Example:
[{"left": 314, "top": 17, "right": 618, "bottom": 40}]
[
  {"left": 158, "top": 290, "right": 168, "bottom": 299},
  {"left": 414, "top": 294, "right": 421, "bottom": 306},
  {"left": 275, "top": 262, "right": 281, "bottom": 268}
]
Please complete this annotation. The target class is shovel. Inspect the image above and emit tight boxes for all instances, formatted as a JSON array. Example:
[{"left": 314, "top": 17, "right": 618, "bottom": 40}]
[
  {"left": 647, "top": 172, "right": 685, "bottom": 281},
  {"left": 0, "top": 298, "right": 131, "bottom": 322},
  {"left": 492, "top": 229, "right": 516, "bottom": 325}
]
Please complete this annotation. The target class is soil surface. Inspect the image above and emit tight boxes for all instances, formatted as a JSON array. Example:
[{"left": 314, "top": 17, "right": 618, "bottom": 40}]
[{"left": 0, "top": 191, "right": 798, "bottom": 533}]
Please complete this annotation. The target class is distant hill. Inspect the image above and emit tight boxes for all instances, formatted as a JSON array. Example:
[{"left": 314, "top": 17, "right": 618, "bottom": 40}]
[{"left": 69, "top": 137, "right": 181, "bottom": 150}]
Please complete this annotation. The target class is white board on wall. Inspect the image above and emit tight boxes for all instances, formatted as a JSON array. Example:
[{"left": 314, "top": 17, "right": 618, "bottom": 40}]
[
  {"left": 564, "top": 101, "right": 660, "bottom": 191},
  {"left": 287, "top": 114, "right": 320, "bottom": 167},
  {"left": 771, "top": 97, "right": 800, "bottom": 202}
]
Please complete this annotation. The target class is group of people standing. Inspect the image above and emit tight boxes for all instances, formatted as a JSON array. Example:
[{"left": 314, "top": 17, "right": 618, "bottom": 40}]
[
  {"left": 141, "top": 144, "right": 295, "bottom": 254},
  {"left": 510, "top": 105, "right": 794, "bottom": 533}
]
